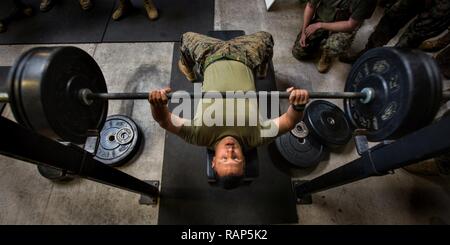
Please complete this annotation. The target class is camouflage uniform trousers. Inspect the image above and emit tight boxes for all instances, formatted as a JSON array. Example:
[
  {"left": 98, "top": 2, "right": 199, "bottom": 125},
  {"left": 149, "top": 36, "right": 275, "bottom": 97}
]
[
  {"left": 180, "top": 31, "right": 274, "bottom": 75},
  {"left": 1, "top": 0, "right": 30, "bottom": 23},
  {"left": 436, "top": 43, "right": 450, "bottom": 78},
  {"left": 292, "top": 27, "right": 357, "bottom": 60},
  {"left": 366, "top": 0, "right": 450, "bottom": 49}
]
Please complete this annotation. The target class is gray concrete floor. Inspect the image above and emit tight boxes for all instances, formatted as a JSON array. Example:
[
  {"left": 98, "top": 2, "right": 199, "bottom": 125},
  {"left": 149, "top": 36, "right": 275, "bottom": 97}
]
[{"left": 1, "top": 0, "right": 450, "bottom": 224}]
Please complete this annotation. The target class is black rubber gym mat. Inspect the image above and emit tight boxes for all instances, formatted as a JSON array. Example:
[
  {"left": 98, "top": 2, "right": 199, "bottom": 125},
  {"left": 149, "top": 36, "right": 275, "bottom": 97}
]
[
  {"left": 0, "top": 0, "right": 115, "bottom": 44},
  {"left": 102, "top": 0, "right": 215, "bottom": 42},
  {"left": 158, "top": 31, "right": 298, "bottom": 224}
]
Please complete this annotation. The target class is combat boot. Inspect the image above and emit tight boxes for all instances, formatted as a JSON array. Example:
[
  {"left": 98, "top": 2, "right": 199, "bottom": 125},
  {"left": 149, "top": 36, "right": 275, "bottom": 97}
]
[
  {"left": 40, "top": 0, "right": 54, "bottom": 12},
  {"left": 178, "top": 59, "right": 196, "bottom": 82},
  {"left": 0, "top": 21, "right": 6, "bottom": 33},
  {"left": 79, "top": 0, "right": 93, "bottom": 11},
  {"left": 112, "top": 0, "right": 133, "bottom": 21},
  {"left": 317, "top": 50, "right": 332, "bottom": 73},
  {"left": 143, "top": 0, "right": 159, "bottom": 21},
  {"left": 23, "top": 6, "right": 33, "bottom": 17},
  {"left": 419, "top": 32, "right": 450, "bottom": 52}
]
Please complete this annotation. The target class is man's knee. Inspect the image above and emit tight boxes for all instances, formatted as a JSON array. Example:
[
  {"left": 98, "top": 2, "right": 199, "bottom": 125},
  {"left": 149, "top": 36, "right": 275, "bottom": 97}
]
[
  {"left": 249, "top": 31, "right": 274, "bottom": 47},
  {"left": 181, "top": 32, "right": 201, "bottom": 44},
  {"left": 292, "top": 46, "right": 311, "bottom": 60},
  {"left": 323, "top": 33, "right": 354, "bottom": 56}
]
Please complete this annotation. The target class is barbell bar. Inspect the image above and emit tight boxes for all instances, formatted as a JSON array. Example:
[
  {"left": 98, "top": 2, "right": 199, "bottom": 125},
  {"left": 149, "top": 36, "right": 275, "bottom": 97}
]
[
  {"left": 79, "top": 89, "right": 372, "bottom": 102},
  {"left": 3, "top": 87, "right": 450, "bottom": 104},
  {"left": 0, "top": 88, "right": 373, "bottom": 104},
  {"left": 3, "top": 85, "right": 449, "bottom": 104}
]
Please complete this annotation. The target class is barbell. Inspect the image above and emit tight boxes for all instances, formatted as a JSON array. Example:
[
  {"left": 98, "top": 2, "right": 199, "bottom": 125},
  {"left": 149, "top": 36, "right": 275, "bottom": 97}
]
[
  {"left": 0, "top": 46, "right": 449, "bottom": 144},
  {"left": 79, "top": 90, "right": 370, "bottom": 101}
]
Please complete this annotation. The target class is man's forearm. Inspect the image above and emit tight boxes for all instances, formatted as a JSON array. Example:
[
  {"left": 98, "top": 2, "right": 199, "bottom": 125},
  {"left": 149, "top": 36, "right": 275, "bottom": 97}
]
[
  {"left": 302, "top": 2, "right": 315, "bottom": 31},
  {"left": 279, "top": 105, "right": 304, "bottom": 132},
  {"left": 151, "top": 105, "right": 171, "bottom": 128},
  {"left": 319, "top": 20, "right": 359, "bottom": 33},
  {"left": 286, "top": 105, "right": 304, "bottom": 127}
]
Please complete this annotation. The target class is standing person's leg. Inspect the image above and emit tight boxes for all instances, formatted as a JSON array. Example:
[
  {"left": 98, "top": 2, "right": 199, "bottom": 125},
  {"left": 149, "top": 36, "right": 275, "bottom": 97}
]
[
  {"left": 378, "top": 0, "right": 400, "bottom": 9},
  {"left": 367, "top": 0, "right": 422, "bottom": 49},
  {"left": 143, "top": 0, "right": 159, "bottom": 21},
  {"left": 420, "top": 26, "right": 450, "bottom": 52},
  {"left": 79, "top": 0, "right": 93, "bottom": 11},
  {"left": 319, "top": 31, "right": 356, "bottom": 73},
  {"left": 396, "top": 0, "right": 450, "bottom": 48},
  {"left": 225, "top": 31, "right": 275, "bottom": 78},
  {"left": 13, "top": 0, "right": 33, "bottom": 16},
  {"left": 40, "top": 0, "right": 54, "bottom": 12},
  {"left": 2, "top": 0, "right": 33, "bottom": 32},
  {"left": 112, "top": 0, "right": 133, "bottom": 21},
  {"left": 340, "top": 0, "right": 422, "bottom": 63},
  {"left": 179, "top": 32, "right": 223, "bottom": 81}
]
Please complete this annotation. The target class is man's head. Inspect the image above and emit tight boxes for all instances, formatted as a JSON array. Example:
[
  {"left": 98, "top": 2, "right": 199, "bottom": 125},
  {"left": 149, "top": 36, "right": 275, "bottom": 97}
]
[{"left": 212, "top": 136, "right": 246, "bottom": 189}]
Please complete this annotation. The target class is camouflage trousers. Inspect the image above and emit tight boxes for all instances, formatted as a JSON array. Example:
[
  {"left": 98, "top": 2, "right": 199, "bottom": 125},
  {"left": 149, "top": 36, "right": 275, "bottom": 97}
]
[
  {"left": 367, "top": 0, "right": 450, "bottom": 49},
  {"left": 292, "top": 27, "right": 357, "bottom": 60},
  {"left": 436, "top": 44, "right": 450, "bottom": 78},
  {"left": 180, "top": 31, "right": 274, "bottom": 75},
  {"left": 1, "top": 0, "right": 29, "bottom": 23}
]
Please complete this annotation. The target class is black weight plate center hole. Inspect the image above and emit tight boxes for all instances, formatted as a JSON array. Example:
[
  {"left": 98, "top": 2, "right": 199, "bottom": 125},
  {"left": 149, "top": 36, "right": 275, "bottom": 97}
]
[
  {"left": 99, "top": 127, "right": 122, "bottom": 151},
  {"left": 320, "top": 111, "right": 349, "bottom": 140},
  {"left": 275, "top": 133, "right": 325, "bottom": 168}
]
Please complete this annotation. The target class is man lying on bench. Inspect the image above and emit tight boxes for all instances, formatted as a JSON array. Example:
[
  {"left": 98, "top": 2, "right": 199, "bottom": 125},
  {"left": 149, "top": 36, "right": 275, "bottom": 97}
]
[{"left": 148, "top": 31, "right": 309, "bottom": 189}]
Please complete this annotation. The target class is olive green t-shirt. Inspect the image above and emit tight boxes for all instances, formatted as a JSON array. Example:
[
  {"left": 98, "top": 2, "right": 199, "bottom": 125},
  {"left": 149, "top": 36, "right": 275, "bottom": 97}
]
[
  {"left": 178, "top": 60, "right": 278, "bottom": 149},
  {"left": 309, "top": 0, "right": 377, "bottom": 22}
]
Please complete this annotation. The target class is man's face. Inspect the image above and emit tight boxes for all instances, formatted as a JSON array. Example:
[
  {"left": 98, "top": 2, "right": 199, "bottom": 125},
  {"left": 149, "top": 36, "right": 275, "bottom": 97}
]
[{"left": 212, "top": 136, "right": 245, "bottom": 177}]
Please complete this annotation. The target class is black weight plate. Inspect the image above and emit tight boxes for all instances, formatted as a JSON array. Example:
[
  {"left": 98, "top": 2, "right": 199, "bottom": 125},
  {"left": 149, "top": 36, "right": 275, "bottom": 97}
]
[
  {"left": 414, "top": 51, "right": 442, "bottom": 127},
  {"left": 94, "top": 115, "right": 142, "bottom": 167},
  {"left": 8, "top": 46, "right": 108, "bottom": 144},
  {"left": 8, "top": 48, "right": 37, "bottom": 130},
  {"left": 344, "top": 47, "right": 442, "bottom": 142},
  {"left": 37, "top": 165, "right": 74, "bottom": 182},
  {"left": 304, "top": 100, "right": 352, "bottom": 147},
  {"left": 274, "top": 132, "right": 327, "bottom": 168}
]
